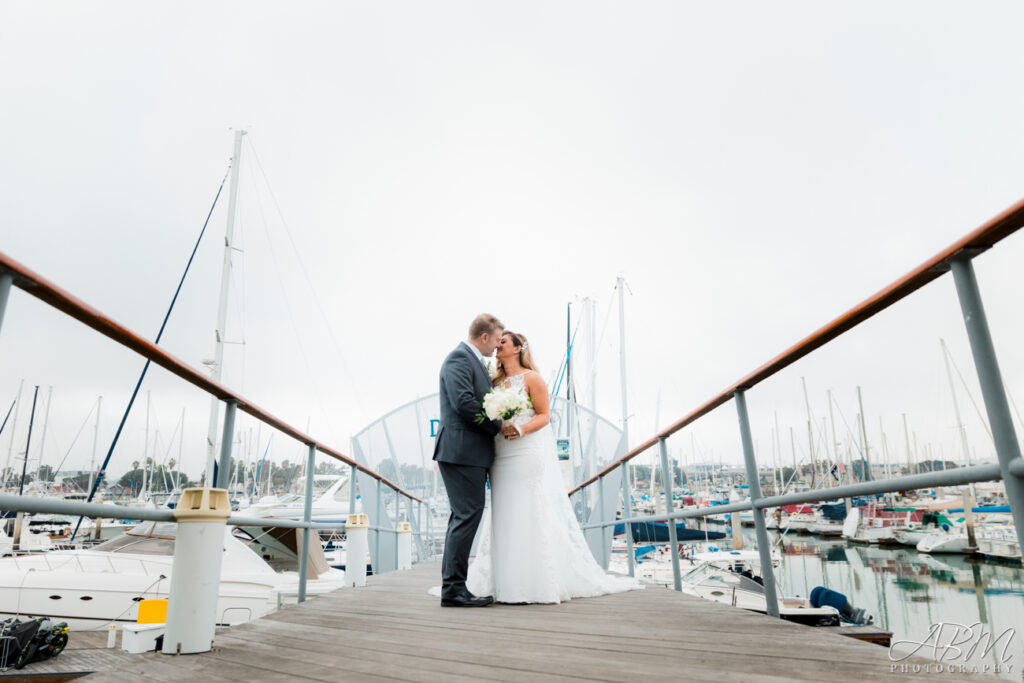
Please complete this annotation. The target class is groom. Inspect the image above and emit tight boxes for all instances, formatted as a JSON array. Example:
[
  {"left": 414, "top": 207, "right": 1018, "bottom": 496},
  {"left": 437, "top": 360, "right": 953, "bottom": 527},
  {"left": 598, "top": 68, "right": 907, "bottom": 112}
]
[{"left": 432, "top": 313, "right": 507, "bottom": 607}]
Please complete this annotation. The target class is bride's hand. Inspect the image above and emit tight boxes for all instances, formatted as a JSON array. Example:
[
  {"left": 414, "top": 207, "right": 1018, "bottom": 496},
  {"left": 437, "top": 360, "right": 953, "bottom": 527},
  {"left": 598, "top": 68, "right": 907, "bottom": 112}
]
[{"left": 500, "top": 421, "right": 519, "bottom": 439}]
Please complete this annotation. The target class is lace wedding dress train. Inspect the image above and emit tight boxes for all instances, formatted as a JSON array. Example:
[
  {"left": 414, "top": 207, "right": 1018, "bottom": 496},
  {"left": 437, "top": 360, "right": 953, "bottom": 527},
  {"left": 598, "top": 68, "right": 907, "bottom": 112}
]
[{"left": 465, "top": 373, "right": 642, "bottom": 603}]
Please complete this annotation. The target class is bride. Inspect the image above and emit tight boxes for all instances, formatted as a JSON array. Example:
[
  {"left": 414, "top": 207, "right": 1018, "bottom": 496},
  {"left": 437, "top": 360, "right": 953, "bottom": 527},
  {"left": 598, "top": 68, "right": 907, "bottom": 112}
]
[{"left": 465, "top": 330, "right": 642, "bottom": 603}]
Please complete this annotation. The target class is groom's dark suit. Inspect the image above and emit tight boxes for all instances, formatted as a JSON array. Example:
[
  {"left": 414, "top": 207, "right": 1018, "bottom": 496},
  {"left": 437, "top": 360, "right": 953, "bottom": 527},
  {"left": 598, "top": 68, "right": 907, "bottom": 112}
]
[{"left": 433, "top": 342, "right": 502, "bottom": 599}]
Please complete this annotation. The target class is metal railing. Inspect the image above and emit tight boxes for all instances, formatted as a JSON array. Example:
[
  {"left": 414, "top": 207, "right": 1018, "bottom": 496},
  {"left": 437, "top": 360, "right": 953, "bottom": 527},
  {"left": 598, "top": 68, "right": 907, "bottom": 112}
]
[
  {"left": 570, "top": 197, "right": 1024, "bottom": 615},
  {"left": 0, "top": 250, "right": 426, "bottom": 603}
]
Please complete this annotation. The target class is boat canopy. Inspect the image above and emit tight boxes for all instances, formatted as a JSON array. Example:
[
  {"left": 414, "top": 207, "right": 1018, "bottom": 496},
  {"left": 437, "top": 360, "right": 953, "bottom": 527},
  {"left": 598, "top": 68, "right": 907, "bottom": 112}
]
[{"left": 91, "top": 522, "right": 177, "bottom": 555}]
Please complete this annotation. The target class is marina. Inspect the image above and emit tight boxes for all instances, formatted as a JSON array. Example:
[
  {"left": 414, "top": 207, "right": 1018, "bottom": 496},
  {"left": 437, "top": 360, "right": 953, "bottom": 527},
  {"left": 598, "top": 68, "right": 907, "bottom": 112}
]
[
  {"left": 4, "top": 5, "right": 1024, "bottom": 677},
  {"left": 2, "top": 190, "right": 1024, "bottom": 678}
]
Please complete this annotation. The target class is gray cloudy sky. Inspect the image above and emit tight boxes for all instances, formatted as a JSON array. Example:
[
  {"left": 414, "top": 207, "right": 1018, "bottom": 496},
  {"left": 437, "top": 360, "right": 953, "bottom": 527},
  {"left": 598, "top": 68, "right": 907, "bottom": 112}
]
[{"left": 2, "top": 1, "right": 1024, "bottom": 483}]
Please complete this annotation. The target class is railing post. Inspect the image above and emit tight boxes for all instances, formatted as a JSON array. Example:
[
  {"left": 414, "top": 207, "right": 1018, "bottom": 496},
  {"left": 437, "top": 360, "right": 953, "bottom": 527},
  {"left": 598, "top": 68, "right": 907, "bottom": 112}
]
[
  {"left": 349, "top": 463, "right": 358, "bottom": 512},
  {"left": 734, "top": 389, "right": 780, "bottom": 618},
  {"left": 297, "top": 442, "right": 316, "bottom": 603},
  {"left": 597, "top": 474, "right": 608, "bottom": 569},
  {"left": 0, "top": 271, "right": 13, "bottom": 337},
  {"left": 215, "top": 400, "right": 236, "bottom": 489},
  {"left": 425, "top": 498, "right": 432, "bottom": 558},
  {"left": 374, "top": 477, "right": 382, "bottom": 574},
  {"left": 657, "top": 437, "right": 682, "bottom": 591},
  {"left": 620, "top": 461, "right": 635, "bottom": 577},
  {"left": 393, "top": 489, "right": 400, "bottom": 567},
  {"left": 417, "top": 500, "right": 424, "bottom": 560},
  {"left": 950, "top": 257, "right": 1024, "bottom": 557}
]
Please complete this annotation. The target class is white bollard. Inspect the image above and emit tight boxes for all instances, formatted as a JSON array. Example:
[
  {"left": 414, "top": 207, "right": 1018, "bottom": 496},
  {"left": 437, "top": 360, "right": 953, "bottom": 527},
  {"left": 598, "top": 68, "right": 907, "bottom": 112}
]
[
  {"left": 396, "top": 522, "right": 412, "bottom": 570},
  {"left": 344, "top": 513, "right": 369, "bottom": 587},
  {"left": 161, "top": 488, "right": 231, "bottom": 655}
]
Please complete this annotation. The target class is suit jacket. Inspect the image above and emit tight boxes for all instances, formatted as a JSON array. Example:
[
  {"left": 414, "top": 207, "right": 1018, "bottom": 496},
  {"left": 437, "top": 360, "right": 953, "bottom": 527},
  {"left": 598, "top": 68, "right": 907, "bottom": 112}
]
[{"left": 432, "top": 343, "right": 502, "bottom": 467}]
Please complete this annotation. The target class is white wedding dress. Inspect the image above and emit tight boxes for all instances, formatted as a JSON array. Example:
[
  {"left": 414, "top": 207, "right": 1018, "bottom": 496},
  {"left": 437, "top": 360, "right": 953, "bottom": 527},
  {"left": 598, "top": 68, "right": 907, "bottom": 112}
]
[{"left": 465, "top": 372, "right": 642, "bottom": 603}]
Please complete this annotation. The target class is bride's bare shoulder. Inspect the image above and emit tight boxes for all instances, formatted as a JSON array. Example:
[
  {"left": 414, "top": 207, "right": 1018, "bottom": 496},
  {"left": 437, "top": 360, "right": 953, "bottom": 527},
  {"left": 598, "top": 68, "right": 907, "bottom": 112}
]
[{"left": 523, "top": 370, "right": 546, "bottom": 389}]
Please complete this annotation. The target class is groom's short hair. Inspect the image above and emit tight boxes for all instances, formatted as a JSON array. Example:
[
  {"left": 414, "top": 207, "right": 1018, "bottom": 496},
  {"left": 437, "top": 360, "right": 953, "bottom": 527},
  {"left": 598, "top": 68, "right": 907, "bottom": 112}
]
[{"left": 469, "top": 314, "right": 503, "bottom": 339}]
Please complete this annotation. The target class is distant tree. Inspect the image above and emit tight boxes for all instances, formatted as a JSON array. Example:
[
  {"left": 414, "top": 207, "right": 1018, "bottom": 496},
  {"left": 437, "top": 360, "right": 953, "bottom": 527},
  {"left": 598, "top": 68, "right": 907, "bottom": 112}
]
[
  {"left": 36, "top": 464, "right": 54, "bottom": 482},
  {"left": 120, "top": 468, "right": 144, "bottom": 492},
  {"left": 119, "top": 466, "right": 194, "bottom": 492}
]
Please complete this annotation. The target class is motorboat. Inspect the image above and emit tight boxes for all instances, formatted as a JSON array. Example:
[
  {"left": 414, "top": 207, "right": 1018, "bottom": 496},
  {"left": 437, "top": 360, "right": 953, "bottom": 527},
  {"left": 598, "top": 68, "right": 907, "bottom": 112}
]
[
  {"left": 916, "top": 529, "right": 969, "bottom": 554},
  {"left": 975, "top": 520, "right": 1021, "bottom": 562},
  {"left": 678, "top": 550, "right": 872, "bottom": 627},
  {"left": 843, "top": 506, "right": 921, "bottom": 545},
  {"left": 245, "top": 475, "right": 359, "bottom": 525},
  {"left": 0, "top": 521, "right": 346, "bottom": 630}
]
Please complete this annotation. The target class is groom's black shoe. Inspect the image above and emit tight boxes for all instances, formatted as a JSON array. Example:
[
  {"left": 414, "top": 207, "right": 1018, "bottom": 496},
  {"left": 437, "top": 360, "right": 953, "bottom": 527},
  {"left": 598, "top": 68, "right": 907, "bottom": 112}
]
[{"left": 441, "top": 591, "right": 494, "bottom": 607}]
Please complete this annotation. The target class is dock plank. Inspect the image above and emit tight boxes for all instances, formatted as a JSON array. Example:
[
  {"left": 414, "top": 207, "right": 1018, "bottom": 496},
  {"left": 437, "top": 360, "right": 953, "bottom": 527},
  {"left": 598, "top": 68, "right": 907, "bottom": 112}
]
[{"left": 69, "top": 562, "right": 1000, "bottom": 682}]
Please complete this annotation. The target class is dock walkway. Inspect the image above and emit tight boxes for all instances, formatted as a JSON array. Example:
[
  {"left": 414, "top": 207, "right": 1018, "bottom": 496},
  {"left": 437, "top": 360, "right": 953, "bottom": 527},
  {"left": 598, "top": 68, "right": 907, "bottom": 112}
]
[{"left": 72, "top": 562, "right": 987, "bottom": 682}]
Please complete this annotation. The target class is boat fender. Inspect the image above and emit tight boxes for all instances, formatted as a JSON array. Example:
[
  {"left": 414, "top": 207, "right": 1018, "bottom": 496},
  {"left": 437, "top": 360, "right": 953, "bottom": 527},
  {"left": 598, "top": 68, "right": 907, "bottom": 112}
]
[{"left": 810, "top": 587, "right": 871, "bottom": 625}]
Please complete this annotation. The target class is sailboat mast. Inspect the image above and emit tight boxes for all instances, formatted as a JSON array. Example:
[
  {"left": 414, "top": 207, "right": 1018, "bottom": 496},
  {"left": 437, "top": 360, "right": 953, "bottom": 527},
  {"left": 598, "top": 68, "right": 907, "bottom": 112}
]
[
  {"left": 789, "top": 426, "right": 797, "bottom": 487},
  {"left": 177, "top": 406, "right": 184, "bottom": 490},
  {"left": 901, "top": 413, "right": 912, "bottom": 475},
  {"left": 205, "top": 128, "right": 246, "bottom": 482},
  {"left": 940, "top": 338, "right": 975, "bottom": 499},
  {"left": 143, "top": 390, "right": 150, "bottom": 497},
  {"left": 650, "top": 388, "right": 660, "bottom": 500},
  {"left": 617, "top": 276, "right": 629, "bottom": 452},
  {"left": 801, "top": 377, "right": 815, "bottom": 487},
  {"left": 587, "top": 296, "right": 599, "bottom": 486},
  {"left": 37, "top": 386, "right": 52, "bottom": 481},
  {"left": 566, "top": 302, "right": 575, "bottom": 474},
  {"left": 5, "top": 379, "right": 24, "bottom": 490},
  {"left": 940, "top": 339, "right": 973, "bottom": 468},
  {"left": 88, "top": 396, "right": 101, "bottom": 494},
  {"left": 856, "top": 386, "right": 871, "bottom": 480},
  {"left": 878, "top": 416, "right": 891, "bottom": 479}
]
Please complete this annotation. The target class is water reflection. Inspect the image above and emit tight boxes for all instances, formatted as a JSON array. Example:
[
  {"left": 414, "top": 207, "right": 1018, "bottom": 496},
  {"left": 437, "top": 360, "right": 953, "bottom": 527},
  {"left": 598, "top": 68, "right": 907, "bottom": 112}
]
[{"left": 754, "top": 530, "right": 1024, "bottom": 679}]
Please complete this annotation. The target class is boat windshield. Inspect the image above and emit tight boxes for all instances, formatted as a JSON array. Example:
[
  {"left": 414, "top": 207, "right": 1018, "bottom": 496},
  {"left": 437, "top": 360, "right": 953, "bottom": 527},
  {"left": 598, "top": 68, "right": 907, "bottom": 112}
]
[
  {"left": 91, "top": 521, "right": 178, "bottom": 555},
  {"left": 682, "top": 563, "right": 767, "bottom": 595}
]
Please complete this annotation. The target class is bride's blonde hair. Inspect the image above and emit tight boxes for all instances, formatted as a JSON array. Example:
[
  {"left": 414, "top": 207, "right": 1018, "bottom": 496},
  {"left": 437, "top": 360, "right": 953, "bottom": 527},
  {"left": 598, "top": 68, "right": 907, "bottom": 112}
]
[{"left": 493, "top": 331, "right": 538, "bottom": 386}]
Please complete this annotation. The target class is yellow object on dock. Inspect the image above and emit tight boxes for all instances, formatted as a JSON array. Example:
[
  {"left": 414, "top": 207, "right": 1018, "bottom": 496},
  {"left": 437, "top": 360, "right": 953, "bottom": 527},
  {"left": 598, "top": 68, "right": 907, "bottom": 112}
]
[{"left": 137, "top": 598, "right": 168, "bottom": 624}]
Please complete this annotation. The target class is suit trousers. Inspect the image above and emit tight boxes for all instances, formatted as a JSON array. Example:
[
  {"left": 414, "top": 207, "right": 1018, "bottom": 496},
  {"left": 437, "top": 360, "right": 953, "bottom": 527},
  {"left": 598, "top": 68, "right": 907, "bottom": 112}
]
[{"left": 437, "top": 461, "right": 489, "bottom": 598}]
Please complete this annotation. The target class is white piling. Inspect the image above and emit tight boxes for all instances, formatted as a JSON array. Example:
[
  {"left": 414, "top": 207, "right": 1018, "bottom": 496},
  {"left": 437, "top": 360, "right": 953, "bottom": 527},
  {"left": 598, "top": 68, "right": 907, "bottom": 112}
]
[
  {"left": 396, "top": 522, "right": 412, "bottom": 570},
  {"left": 161, "top": 488, "right": 231, "bottom": 655},
  {"left": 345, "top": 513, "right": 370, "bottom": 587}
]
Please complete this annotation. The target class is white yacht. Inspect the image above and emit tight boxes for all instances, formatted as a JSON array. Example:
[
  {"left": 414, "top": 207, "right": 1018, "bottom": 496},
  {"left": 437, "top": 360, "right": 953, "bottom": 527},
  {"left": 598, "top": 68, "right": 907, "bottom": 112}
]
[
  {"left": 975, "top": 521, "right": 1021, "bottom": 562},
  {"left": 915, "top": 529, "right": 970, "bottom": 554},
  {"left": 245, "top": 475, "right": 359, "bottom": 525},
  {"left": 0, "top": 521, "right": 346, "bottom": 630}
]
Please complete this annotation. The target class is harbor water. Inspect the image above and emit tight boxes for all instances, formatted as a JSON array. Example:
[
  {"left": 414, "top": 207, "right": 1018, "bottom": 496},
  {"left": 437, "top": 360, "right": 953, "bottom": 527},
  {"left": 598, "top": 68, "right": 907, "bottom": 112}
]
[{"left": 750, "top": 528, "right": 1024, "bottom": 679}]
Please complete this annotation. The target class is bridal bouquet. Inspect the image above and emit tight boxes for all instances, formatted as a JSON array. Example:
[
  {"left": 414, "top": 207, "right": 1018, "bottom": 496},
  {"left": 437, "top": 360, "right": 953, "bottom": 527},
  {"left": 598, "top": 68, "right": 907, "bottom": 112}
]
[{"left": 474, "top": 386, "right": 532, "bottom": 424}]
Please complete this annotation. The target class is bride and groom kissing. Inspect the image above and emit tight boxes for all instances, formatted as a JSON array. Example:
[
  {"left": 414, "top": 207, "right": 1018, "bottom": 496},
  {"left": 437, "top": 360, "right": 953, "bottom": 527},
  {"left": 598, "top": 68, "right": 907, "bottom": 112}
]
[{"left": 432, "top": 314, "right": 640, "bottom": 607}]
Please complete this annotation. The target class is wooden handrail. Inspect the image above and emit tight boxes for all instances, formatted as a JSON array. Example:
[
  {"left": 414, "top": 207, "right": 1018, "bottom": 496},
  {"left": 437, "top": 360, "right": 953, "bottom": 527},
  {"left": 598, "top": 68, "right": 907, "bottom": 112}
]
[
  {"left": 0, "top": 251, "right": 420, "bottom": 503},
  {"left": 570, "top": 195, "right": 1024, "bottom": 495}
]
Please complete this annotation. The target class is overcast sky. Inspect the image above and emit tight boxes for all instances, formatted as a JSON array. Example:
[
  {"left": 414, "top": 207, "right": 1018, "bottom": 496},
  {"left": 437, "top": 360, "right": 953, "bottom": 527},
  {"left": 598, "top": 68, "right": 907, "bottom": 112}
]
[{"left": 2, "top": 1, "right": 1024, "bottom": 484}]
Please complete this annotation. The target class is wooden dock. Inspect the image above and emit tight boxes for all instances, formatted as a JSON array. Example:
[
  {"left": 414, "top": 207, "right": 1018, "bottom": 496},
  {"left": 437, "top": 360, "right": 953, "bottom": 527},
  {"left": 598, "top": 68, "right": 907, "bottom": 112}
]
[
  {"left": 12, "top": 562, "right": 1000, "bottom": 682},
  {"left": 0, "top": 630, "right": 137, "bottom": 682}
]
